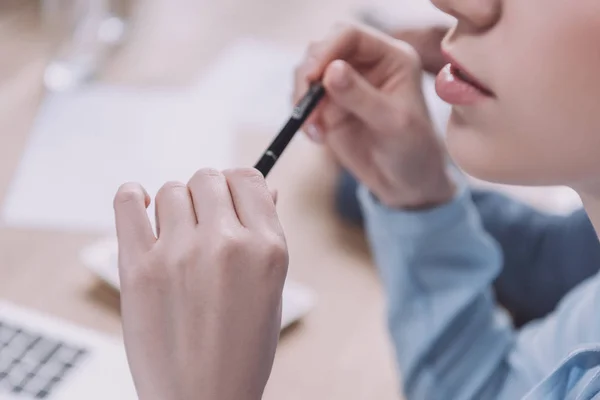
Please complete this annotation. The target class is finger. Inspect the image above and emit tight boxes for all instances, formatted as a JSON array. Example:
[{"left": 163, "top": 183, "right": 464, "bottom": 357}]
[
  {"left": 294, "top": 60, "right": 326, "bottom": 143},
  {"left": 304, "top": 23, "right": 393, "bottom": 83},
  {"left": 114, "top": 183, "right": 156, "bottom": 263},
  {"left": 223, "top": 168, "right": 281, "bottom": 232},
  {"left": 270, "top": 188, "right": 278, "bottom": 205},
  {"left": 293, "top": 39, "right": 328, "bottom": 104},
  {"left": 294, "top": 24, "right": 397, "bottom": 143},
  {"left": 325, "top": 118, "right": 379, "bottom": 193},
  {"left": 414, "top": 26, "right": 448, "bottom": 75},
  {"left": 321, "top": 60, "right": 394, "bottom": 132},
  {"left": 154, "top": 181, "right": 196, "bottom": 239},
  {"left": 391, "top": 27, "right": 425, "bottom": 46},
  {"left": 302, "top": 106, "right": 327, "bottom": 144},
  {"left": 187, "top": 168, "right": 239, "bottom": 227},
  {"left": 393, "top": 26, "right": 448, "bottom": 75},
  {"left": 293, "top": 27, "right": 359, "bottom": 121},
  {"left": 317, "top": 97, "right": 352, "bottom": 131}
]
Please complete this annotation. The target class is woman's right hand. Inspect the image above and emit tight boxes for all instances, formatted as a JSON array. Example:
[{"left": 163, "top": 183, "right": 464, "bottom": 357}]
[
  {"left": 114, "top": 168, "right": 288, "bottom": 400},
  {"left": 294, "top": 23, "right": 455, "bottom": 210}
]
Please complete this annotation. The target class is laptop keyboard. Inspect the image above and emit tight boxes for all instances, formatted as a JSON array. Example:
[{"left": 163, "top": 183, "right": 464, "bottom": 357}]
[{"left": 0, "top": 320, "right": 88, "bottom": 399}]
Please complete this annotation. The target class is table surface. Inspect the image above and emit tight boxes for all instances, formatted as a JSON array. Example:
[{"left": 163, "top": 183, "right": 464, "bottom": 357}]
[{"left": 0, "top": 1, "right": 400, "bottom": 399}]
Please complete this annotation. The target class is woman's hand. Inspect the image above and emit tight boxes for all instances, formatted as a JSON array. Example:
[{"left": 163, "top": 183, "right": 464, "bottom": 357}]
[
  {"left": 294, "top": 23, "right": 454, "bottom": 209},
  {"left": 113, "top": 168, "right": 288, "bottom": 400},
  {"left": 390, "top": 25, "right": 448, "bottom": 74}
]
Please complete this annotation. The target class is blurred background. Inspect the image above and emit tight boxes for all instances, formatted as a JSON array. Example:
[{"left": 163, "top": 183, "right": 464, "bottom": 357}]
[{"left": 0, "top": 1, "right": 583, "bottom": 400}]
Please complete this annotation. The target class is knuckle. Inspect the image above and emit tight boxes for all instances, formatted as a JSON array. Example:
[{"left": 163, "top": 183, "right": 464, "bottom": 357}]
[
  {"left": 156, "top": 181, "right": 186, "bottom": 199},
  {"left": 225, "top": 167, "right": 265, "bottom": 183},
  {"left": 333, "top": 21, "right": 358, "bottom": 39},
  {"left": 253, "top": 231, "right": 288, "bottom": 262},
  {"left": 257, "top": 236, "right": 289, "bottom": 280},
  {"left": 189, "top": 168, "right": 223, "bottom": 185},
  {"left": 263, "top": 236, "right": 289, "bottom": 269},
  {"left": 196, "top": 167, "right": 223, "bottom": 179},
  {"left": 393, "top": 41, "right": 422, "bottom": 69},
  {"left": 214, "top": 233, "right": 247, "bottom": 264},
  {"left": 211, "top": 232, "right": 288, "bottom": 280},
  {"left": 404, "top": 46, "right": 422, "bottom": 67},
  {"left": 320, "top": 105, "right": 348, "bottom": 128},
  {"left": 114, "top": 182, "right": 144, "bottom": 207},
  {"left": 162, "top": 180, "right": 187, "bottom": 191},
  {"left": 167, "top": 245, "right": 200, "bottom": 274}
]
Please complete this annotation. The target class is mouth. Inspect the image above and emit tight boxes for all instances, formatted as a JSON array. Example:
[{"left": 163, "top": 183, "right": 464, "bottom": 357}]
[
  {"left": 435, "top": 52, "right": 495, "bottom": 105},
  {"left": 449, "top": 64, "right": 494, "bottom": 97}
]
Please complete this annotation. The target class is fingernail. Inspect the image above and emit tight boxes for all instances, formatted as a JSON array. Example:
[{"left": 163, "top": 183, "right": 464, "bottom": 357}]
[
  {"left": 330, "top": 61, "right": 349, "bottom": 89},
  {"left": 305, "top": 124, "right": 323, "bottom": 144}
]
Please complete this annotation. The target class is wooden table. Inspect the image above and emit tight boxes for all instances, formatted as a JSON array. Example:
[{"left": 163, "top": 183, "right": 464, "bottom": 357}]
[{"left": 0, "top": 2, "right": 400, "bottom": 399}]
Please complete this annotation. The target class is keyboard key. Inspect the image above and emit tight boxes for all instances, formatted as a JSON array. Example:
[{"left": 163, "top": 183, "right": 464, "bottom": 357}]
[{"left": 0, "top": 320, "right": 88, "bottom": 399}]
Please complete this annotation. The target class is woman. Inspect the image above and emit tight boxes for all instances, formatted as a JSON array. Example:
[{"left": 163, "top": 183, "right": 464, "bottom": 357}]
[
  {"left": 113, "top": 0, "right": 600, "bottom": 398},
  {"left": 335, "top": 24, "right": 600, "bottom": 328}
]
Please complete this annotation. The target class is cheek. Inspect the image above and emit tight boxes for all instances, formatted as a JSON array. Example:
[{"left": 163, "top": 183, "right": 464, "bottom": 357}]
[
  {"left": 451, "top": 0, "right": 600, "bottom": 186},
  {"left": 500, "top": 52, "right": 600, "bottom": 182}
]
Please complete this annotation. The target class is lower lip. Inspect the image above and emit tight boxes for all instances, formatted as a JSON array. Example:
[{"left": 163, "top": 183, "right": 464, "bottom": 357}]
[{"left": 435, "top": 64, "right": 492, "bottom": 105}]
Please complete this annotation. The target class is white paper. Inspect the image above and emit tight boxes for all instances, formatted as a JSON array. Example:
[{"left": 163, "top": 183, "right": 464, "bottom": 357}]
[
  {"left": 1, "top": 38, "right": 306, "bottom": 233},
  {"left": 2, "top": 85, "right": 234, "bottom": 232}
]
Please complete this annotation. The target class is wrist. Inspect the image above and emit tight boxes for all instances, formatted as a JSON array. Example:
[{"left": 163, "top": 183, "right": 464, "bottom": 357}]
[{"left": 380, "top": 170, "right": 457, "bottom": 211}]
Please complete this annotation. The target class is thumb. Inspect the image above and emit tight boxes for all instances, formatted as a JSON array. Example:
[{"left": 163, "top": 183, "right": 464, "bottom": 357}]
[{"left": 322, "top": 60, "right": 392, "bottom": 131}]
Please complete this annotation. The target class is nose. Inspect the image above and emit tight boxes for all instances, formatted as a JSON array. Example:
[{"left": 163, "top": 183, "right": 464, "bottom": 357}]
[{"left": 430, "top": 0, "right": 501, "bottom": 31}]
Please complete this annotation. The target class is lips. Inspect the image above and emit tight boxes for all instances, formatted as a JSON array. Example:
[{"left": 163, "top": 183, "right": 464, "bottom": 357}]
[
  {"left": 450, "top": 64, "right": 493, "bottom": 96},
  {"left": 435, "top": 52, "right": 494, "bottom": 105}
]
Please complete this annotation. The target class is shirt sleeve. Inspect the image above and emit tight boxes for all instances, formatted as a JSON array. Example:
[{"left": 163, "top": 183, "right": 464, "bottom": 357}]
[
  {"left": 358, "top": 182, "right": 519, "bottom": 399},
  {"left": 358, "top": 181, "right": 600, "bottom": 399},
  {"left": 472, "top": 189, "right": 600, "bottom": 325}
]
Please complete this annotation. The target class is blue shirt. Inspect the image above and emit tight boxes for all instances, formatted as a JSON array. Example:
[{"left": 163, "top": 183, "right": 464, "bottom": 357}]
[
  {"left": 358, "top": 183, "right": 600, "bottom": 399},
  {"left": 337, "top": 168, "right": 600, "bottom": 326}
]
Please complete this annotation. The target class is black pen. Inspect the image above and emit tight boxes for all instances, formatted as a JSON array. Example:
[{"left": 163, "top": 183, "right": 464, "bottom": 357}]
[{"left": 254, "top": 82, "right": 326, "bottom": 177}]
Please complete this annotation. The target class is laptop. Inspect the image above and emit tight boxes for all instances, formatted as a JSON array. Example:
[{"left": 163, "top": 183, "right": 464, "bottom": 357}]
[
  {"left": 80, "top": 237, "right": 317, "bottom": 330},
  {"left": 0, "top": 301, "right": 136, "bottom": 399}
]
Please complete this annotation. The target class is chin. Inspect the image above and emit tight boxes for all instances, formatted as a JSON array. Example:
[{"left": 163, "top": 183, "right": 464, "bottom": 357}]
[
  {"left": 445, "top": 122, "right": 544, "bottom": 186},
  {"left": 448, "top": 145, "right": 509, "bottom": 184},
  {"left": 447, "top": 135, "right": 576, "bottom": 188}
]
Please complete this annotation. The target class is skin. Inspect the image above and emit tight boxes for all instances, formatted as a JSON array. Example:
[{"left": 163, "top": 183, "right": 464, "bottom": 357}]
[
  {"left": 114, "top": 169, "right": 287, "bottom": 400},
  {"left": 294, "top": 25, "right": 456, "bottom": 209},
  {"left": 388, "top": 25, "right": 448, "bottom": 74},
  {"left": 435, "top": 0, "right": 600, "bottom": 189},
  {"left": 114, "top": 0, "right": 600, "bottom": 398}
]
